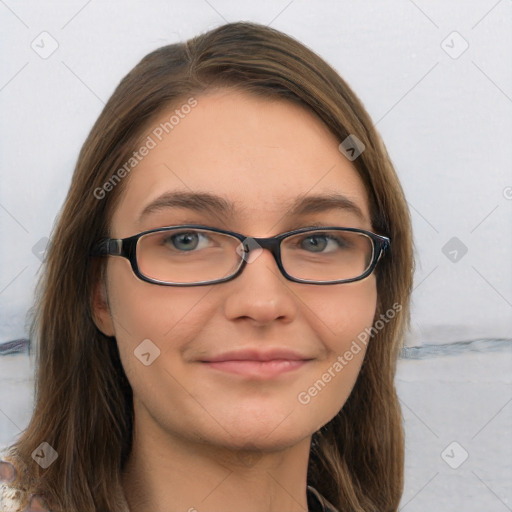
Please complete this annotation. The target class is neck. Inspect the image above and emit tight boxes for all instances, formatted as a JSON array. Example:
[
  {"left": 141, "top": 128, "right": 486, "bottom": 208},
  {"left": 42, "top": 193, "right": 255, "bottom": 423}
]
[{"left": 121, "top": 410, "right": 312, "bottom": 512}]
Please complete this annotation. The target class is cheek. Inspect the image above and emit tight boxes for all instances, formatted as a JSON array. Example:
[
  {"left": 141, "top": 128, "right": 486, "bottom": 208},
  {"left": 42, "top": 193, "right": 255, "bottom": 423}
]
[
  {"left": 294, "top": 277, "right": 377, "bottom": 425},
  {"left": 104, "top": 260, "right": 219, "bottom": 427},
  {"left": 304, "top": 276, "right": 378, "bottom": 353},
  {"left": 105, "top": 258, "right": 214, "bottom": 361}
]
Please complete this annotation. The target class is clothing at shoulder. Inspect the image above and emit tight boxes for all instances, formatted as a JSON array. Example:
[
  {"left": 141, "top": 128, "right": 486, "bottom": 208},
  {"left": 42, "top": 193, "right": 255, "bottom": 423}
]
[
  {"left": 0, "top": 483, "right": 24, "bottom": 512},
  {"left": 0, "top": 452, "right": 45, "bottom": 512}
]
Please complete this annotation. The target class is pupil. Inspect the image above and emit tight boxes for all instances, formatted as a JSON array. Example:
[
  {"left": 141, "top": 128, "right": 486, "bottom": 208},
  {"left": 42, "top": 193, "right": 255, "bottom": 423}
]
[
  {"left": 304, "top": 236, "right": 326, "bottom": 252},
  {"left": 174, "top": 232, "right": 198, "bottom": 251}
]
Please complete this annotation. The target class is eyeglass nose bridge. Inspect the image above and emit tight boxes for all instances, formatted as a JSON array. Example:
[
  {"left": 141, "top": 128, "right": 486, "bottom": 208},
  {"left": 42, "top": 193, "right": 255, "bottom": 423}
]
[
  {"left": 236, "top": 235, "right": 283, "bottom": 266},
  {"left": 234, "top": 234, "right": 293, "bottom": 282}
]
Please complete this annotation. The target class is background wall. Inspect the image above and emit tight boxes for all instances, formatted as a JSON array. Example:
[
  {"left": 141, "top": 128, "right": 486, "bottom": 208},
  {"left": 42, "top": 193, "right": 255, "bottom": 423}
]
[{"left": 1, "top": 1, "right": 511, "bottom": 510}]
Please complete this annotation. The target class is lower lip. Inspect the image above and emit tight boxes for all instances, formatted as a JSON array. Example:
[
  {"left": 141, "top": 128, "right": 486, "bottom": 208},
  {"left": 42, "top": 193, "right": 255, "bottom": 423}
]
[{"left": 202, "top": 359, "right": 309, "bottom": 378}]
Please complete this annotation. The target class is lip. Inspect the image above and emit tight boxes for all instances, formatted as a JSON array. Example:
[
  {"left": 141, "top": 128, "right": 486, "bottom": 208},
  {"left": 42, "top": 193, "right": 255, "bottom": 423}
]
[{"left": 200, "top": 348, "right": 313, "bottom": 378}]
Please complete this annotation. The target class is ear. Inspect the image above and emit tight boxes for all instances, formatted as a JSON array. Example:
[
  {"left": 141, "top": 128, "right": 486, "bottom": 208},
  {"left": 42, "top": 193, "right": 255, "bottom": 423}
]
[{"left": 91, "top": 275, "right": 115, "bottom": 337}]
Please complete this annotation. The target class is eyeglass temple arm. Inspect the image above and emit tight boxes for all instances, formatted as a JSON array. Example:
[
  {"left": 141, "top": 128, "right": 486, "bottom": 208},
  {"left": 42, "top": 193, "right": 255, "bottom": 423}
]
[{"left": 90, "top": 238, "right": 123, "bottom": 257}]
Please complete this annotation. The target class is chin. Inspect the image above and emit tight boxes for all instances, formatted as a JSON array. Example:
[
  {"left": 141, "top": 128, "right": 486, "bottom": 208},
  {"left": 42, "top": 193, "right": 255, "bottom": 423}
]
[
  {"left": 218, "top": 429, "right": 312, "bottom": 458},
  {"left": 202, "top": 411, "right": 317, "bottom": 453}
]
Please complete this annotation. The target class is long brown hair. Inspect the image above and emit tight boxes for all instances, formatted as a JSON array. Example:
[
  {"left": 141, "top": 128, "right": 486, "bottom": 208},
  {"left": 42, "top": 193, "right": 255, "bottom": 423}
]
[{"left": 4, "top": 21, "right": 413, "bottom": 511}]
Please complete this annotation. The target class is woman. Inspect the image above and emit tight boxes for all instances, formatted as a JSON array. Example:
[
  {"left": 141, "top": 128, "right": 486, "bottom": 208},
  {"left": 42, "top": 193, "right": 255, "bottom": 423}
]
[{"left": 0, "top": 21, "right": 413, "bottom": 511}]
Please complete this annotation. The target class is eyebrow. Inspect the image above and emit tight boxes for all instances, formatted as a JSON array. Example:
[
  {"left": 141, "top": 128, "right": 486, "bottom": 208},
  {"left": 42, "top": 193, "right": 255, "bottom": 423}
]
[{"left": 138, "top": 190, "right": 366, "bottom": 223}]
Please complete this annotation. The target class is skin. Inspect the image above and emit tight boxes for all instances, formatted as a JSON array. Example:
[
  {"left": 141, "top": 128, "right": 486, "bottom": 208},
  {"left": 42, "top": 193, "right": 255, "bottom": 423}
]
[{"left": 93, "top": 88, "right": 378, "bottom": 512}]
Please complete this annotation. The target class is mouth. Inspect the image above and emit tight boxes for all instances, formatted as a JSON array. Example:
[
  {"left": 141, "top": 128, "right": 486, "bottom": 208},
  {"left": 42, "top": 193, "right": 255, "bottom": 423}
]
[{"left": 199, "top": 348, "right": 314, "bottom": 378}]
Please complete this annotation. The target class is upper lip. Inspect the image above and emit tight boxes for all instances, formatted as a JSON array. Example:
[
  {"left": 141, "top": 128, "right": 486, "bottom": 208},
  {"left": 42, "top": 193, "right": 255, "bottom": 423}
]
[{"left": 201, "top": 348, "right": 313, "bottom": 363}]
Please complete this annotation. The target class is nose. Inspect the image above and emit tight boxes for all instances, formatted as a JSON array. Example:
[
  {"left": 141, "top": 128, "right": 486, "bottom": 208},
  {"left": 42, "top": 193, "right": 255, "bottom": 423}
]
[{"left": 222, "top": 244, "right": 297, "bottom": 326}]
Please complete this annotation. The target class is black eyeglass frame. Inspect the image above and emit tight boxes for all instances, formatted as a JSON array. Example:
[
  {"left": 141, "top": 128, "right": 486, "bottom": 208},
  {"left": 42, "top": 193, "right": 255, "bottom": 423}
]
[{"left": 90, "top": 224, "right": 390, "bottom": 286}]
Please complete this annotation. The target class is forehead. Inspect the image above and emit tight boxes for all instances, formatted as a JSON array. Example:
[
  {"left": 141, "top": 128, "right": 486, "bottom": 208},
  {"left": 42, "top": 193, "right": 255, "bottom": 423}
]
[{"left": 111, "top": 88, "right": 371, "bottom": 233}]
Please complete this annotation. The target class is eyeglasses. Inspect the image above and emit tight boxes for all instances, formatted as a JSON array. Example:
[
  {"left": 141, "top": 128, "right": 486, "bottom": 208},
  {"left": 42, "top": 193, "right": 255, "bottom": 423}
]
[{"left": 91, "top": 225, "right": 390, "bottom": 286}]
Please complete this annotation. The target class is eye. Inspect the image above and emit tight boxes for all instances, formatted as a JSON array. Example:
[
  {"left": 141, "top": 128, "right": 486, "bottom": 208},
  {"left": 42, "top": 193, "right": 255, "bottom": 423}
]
[
  {"left": 299, "top": 233, "right": 349, "bottom": 253},
  {"left": 164, "top": 231, "right": 212, "bottom": 252}
]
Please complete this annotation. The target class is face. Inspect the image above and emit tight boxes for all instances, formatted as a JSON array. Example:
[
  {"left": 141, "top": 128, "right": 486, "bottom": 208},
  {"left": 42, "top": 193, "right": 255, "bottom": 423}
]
[{"left": 93, "top": 88, "right": 378, "bottom": 453}]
